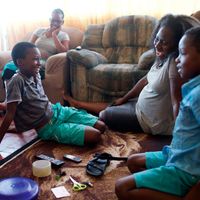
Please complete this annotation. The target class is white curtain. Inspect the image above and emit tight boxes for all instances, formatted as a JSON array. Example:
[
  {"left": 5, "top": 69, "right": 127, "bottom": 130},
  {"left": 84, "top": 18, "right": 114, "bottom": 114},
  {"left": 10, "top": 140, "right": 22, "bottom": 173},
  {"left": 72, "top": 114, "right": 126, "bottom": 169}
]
[{"left": 0, "top": 0, "right": 199, "bottom": 51}]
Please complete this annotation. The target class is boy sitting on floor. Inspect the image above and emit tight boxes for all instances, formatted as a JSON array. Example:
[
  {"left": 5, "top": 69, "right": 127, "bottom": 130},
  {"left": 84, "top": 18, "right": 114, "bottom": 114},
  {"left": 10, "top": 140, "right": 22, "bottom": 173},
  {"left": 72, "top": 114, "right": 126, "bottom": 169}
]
[{"left": 0, "top": 42, "right": 105, "bottom": 147}]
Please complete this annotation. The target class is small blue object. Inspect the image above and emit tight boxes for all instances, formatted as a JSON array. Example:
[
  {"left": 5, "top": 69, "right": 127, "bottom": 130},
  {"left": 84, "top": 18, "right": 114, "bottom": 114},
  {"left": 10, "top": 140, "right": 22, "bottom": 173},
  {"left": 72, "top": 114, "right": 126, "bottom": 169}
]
[{"left": 0, "top": 177, "right": 39, "bottom": 200}]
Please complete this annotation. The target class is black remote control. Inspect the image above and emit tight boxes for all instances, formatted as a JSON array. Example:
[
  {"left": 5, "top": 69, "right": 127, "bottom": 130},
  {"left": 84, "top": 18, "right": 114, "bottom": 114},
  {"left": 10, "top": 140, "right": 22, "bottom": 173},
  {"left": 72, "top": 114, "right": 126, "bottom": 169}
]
[
  {"left": 63, "top": 154, "right": 82, "bottom": 163},
  {"left": 36, "top": 154, "right": 65, "bottom": 167}
]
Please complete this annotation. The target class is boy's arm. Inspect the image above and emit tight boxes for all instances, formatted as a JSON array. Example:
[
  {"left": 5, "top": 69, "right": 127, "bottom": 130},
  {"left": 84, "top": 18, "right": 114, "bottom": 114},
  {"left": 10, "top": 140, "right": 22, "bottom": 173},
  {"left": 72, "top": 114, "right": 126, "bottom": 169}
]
[
  {"left": 169, "top": 58, "right": 185, "bottom": 119},
  {"left": 0, "top": 102, "right": 18, "bottom": 143},
  {"left": 170, "top": 76, "right": 184, "bottom": 118}
]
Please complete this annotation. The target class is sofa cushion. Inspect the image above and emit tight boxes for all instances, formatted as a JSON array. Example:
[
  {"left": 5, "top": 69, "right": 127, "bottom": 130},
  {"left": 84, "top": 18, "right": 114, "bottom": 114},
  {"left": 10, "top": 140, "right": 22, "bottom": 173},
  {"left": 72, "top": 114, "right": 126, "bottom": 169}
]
[
  {"left": 87, "top": 64, "right": 138, "bottom": 96},
  {"left": 191, "top": 10, "right": 200, "bottom": 21},
  {"left": 81, "top": 24, "right": 105, "bottom": 55},
  {"left": 67, "top": 49, "right": 107, "bottom": 68},
  {"left": 102, "top": 15, "right": 157, "bottom": 63}
]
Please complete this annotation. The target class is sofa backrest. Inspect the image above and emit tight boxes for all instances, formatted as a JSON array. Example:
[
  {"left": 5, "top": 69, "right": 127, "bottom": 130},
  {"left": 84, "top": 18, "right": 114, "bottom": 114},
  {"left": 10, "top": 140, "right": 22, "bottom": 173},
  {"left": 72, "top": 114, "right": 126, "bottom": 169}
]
[
  {"left": 191, "top": 10, "right": 200, "bottom": 21},
  {"left": 62, "top": 27, "right": 84, "bottom": 49},
  {"left": 82, "top": 15, "right": 157, "bottom": 64}
]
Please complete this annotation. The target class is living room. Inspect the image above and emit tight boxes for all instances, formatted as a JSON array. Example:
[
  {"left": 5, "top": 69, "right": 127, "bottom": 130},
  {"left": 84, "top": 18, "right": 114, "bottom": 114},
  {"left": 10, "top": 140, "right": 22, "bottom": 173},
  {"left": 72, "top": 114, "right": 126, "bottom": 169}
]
[{"left": 0, "top": 0, "right": 200, "bottom": 199}]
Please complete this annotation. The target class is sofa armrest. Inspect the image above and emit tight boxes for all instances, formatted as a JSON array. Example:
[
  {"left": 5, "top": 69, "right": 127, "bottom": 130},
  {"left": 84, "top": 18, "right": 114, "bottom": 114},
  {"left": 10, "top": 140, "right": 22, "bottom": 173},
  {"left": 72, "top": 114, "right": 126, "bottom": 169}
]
[
  {"left": 67, "top": 49, "right": 108, "bottom": 69},
  {"left": 45, "top": 52, "right": 67, "bottom": 74},
  {"left": 42, "top": 52, "right": 67, "bottom": 105},
  {"left": 137, "top": 49, "right": 155, "bottom": 70}
]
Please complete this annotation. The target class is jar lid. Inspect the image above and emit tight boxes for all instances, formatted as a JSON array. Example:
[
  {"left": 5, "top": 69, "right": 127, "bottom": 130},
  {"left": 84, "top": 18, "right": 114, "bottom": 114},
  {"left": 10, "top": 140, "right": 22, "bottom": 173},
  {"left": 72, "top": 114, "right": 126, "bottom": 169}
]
[{"left": 0, "top": 177, "right": 39, "bottom": 200}]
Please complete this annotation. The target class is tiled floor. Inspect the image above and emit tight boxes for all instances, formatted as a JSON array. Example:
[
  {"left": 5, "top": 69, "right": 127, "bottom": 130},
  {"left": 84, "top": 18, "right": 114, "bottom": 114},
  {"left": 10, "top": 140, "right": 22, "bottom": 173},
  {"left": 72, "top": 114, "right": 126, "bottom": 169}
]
[{"left": 0, "top": 116, "right": 37, "bottom": 159}]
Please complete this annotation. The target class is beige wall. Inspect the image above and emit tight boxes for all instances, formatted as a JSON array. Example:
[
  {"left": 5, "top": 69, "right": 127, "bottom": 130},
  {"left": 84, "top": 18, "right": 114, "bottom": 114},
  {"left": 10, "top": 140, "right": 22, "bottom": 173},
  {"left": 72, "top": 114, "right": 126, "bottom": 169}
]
[{"left": 0, "top": 0, "right": 199, "bottom": 51}]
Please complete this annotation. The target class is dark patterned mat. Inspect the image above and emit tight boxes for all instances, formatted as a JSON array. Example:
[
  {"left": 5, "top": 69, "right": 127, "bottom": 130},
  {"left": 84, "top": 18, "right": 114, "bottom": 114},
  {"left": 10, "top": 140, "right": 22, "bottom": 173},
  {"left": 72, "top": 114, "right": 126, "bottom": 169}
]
[{"left": 0, "top": 129, "right": 171, "bottom": 200}]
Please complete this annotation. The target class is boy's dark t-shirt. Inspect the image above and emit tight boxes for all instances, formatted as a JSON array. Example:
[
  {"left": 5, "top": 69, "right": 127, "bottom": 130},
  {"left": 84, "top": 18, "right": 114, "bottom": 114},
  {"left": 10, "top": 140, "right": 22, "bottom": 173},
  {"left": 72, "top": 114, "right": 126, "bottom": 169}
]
[{"left": 6, "top": 72, "right": 53, "bottom": 132}]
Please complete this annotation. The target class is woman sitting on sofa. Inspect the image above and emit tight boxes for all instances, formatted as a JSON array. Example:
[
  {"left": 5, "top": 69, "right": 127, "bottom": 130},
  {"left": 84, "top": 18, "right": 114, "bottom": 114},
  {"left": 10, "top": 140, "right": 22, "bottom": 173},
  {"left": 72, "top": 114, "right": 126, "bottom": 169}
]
[
  {"left": 29, "top": 8, "right": 70, "bottom": 79},
  {"left": 64, "top": 14, "right": 199, "bottom": 135}
]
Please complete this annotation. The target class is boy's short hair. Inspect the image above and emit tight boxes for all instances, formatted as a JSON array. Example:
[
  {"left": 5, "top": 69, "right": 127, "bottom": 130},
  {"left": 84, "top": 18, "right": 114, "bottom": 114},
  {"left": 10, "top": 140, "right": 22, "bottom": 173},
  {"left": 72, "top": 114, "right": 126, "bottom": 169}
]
[
  {"left": 185, "top": 27, "right": 200, "bottom": 52},
  {"left": 11, "top": 42, "right": 36, "bottom": 67}
]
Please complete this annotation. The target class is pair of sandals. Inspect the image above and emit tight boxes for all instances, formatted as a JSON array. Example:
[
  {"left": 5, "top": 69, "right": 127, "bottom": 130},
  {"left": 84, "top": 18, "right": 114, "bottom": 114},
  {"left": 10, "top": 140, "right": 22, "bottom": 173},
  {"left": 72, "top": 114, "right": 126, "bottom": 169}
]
[{"left": 86, "top": 153, "right": 128, "bottom": 177}]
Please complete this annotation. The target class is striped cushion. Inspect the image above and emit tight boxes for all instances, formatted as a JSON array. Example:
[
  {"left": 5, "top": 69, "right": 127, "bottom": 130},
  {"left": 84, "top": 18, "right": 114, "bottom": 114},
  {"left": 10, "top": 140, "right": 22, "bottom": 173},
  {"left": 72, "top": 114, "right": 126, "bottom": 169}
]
[
  {"left": 67, "top": 49, "right": 107, "bottom": 68},
  {"left": 87, "top": 63, "right": 146, "bottom": 97},
  {"left": 82, "top": 15, "right": 157, "bottom": 64}
]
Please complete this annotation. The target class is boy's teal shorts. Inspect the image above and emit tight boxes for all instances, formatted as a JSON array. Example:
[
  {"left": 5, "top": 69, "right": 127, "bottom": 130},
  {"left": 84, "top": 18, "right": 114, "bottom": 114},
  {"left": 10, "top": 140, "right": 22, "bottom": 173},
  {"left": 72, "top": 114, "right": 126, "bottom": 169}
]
[
  {"left": 133, "top": 151, "right": 199, "bottom": 196},
  {"left": 37, "top": 103, "right": 98, "bottom": 146}
]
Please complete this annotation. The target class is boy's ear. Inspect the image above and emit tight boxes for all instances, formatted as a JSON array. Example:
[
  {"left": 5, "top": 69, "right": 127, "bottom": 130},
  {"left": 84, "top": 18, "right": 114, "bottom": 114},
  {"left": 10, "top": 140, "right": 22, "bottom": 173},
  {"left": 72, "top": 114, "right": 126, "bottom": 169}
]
[{"left": 16, "top": 58, "right": 23, "bottom": 66}]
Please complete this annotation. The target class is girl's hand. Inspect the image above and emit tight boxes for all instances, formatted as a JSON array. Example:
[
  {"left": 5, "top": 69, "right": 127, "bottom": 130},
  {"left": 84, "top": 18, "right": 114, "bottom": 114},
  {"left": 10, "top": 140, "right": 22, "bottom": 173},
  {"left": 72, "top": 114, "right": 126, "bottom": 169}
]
[{"left": 112, "top": 97, "right": 126, "bottom": 106}]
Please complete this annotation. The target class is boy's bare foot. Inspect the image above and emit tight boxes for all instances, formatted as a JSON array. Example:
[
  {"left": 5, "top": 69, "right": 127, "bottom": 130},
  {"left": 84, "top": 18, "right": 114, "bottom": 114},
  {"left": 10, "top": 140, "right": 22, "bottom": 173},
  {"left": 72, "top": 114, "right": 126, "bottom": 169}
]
[{"left": 63, "top": 93, "right": 80, "bottom": 108}]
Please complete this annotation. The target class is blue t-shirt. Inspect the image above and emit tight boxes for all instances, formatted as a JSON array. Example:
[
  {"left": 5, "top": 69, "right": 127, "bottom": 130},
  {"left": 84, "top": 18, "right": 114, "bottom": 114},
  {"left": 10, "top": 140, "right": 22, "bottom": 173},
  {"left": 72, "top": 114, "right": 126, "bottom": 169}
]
[{"left": 164, "top": 74, "right": 200, "bottom": 176}]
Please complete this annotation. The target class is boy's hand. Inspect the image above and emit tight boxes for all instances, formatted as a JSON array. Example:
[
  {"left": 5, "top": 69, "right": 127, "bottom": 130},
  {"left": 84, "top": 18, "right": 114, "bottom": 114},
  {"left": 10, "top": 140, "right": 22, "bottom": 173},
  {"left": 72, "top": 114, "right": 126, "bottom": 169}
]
[
  {"left": 0, "top": 154, "right": 3, "bottom": 160},
  {"left": 52, "top": 27, "right": 61, "bottom": 37}
]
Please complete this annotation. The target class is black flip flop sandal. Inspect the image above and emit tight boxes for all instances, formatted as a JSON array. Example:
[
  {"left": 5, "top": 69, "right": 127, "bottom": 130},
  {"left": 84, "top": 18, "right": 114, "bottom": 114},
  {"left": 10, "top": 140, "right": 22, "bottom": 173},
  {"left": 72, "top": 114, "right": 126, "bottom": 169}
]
[
  {"left": 93, "top": 153, "right": 128, "bottom": 161},
  {"left": 86, "top": 152, "right": 128, "bottom": 177}
]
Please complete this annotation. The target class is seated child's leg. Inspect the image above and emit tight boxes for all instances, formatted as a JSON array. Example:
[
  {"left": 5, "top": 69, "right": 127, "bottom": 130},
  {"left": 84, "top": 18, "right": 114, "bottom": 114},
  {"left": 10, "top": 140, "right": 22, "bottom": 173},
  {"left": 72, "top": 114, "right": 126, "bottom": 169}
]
[
  {"left": 127, "top": 151, "right": 166, "bottom": 173},
  {"left": 93, "top": 120, "right": 106, "bottom": 133},
  {"left": 60, "top": 105, "right": 106, "bottom": 133},
  {"left": 134, "top": 166, "right": 198, "bottom": 196},
  {"left": 184, "top": 181, "right": 200, "bottom": 200},
  {"left": 115, "top": 174, "right": 137, "bottom": 200},
  {"left": 59, "top": 104, "right": 103, "bottom": 130},
  {"left": 115, "top": 175, "right": 182, "bottom": 200},
  {"left": 115, "top": 151, "right": 178, "bottom": 199},
  {"left": 38, "top": 104, "right": 104, "bottom": 146},
  {"left": 38, "top": 121, "right": 102, "bottom": 146},
  {"left": 127, "top": 153, "right": 146, "bottom": 173},
  {"left": 84, "top": 126, "right": 102, "bottom": 145},
  {"left": 116, "top": 165, "right": 198, "bottom": 200}
]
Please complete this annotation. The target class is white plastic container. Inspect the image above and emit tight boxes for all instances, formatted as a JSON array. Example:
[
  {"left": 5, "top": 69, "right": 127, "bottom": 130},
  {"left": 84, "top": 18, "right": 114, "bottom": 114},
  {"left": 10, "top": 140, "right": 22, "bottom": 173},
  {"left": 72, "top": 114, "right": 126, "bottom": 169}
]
[{"left": 32, "top": 160, "right": 51, "bottom": 177}]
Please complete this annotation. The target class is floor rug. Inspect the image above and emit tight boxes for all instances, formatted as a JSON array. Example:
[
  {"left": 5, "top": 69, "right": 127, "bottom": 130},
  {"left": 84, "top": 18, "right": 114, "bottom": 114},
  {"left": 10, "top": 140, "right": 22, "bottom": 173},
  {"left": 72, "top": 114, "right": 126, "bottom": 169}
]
[{"left": 0, "top": 129, "right": 171, "bottom": 199}]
